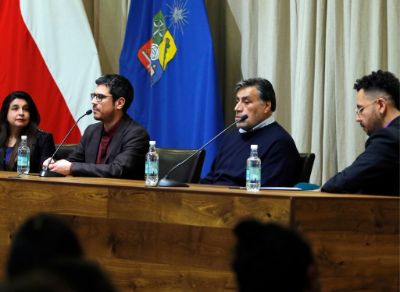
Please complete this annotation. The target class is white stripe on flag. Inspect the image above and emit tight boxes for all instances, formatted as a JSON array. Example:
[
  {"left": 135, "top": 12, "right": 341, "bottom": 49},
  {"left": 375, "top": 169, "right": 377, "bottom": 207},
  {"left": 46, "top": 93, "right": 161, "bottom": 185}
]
[{"left": 20, "top": 0, "right": 101, "bottom": 134}]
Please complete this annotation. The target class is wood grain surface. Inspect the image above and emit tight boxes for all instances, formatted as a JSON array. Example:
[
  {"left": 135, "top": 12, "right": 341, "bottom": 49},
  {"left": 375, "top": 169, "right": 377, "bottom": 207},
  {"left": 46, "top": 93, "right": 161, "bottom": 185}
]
[{"left": 0, "top": 172, "right": 397, "bottom": 291}]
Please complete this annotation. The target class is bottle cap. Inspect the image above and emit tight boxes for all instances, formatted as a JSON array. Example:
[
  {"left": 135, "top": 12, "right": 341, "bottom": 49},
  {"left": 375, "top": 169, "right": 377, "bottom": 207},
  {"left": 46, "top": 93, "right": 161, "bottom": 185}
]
[
  {"left": 149, "top": 141, "right": 156, "bottom": 146},
  {"left": 250, "top": 144, "right": 258, "bottom": 150},
  {"left": 21, "top": 135, "right": 27, "bottom": 140}
]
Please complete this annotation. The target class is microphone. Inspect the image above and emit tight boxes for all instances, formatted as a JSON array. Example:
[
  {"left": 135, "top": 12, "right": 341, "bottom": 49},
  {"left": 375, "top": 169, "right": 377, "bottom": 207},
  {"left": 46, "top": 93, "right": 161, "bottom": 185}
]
[
  {"left": 40, "top": 110, "right": 92, "bottom": 177},
  {"left": 158, "top": 114, "right": 248, "bottom": 187}
]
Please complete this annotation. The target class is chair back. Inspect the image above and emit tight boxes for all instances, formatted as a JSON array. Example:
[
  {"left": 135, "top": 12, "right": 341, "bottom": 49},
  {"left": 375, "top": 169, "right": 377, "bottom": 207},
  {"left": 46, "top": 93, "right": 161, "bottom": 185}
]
[
  {"left": 298, "top": 153, "right": 315, "bottom": 183},
  {"left": 54, "top": 144, "right": 77, "bottom": 160},
  {"left": 157, "top": 148, "right": 205, "bottom": 183}
]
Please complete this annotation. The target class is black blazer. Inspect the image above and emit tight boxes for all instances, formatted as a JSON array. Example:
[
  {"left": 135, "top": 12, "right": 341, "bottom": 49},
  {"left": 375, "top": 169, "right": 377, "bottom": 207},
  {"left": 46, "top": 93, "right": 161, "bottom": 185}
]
[
  {"left": 0, "top": 130, "right": 55, "bottom": 173},
  {"left": 322, "top": 116, "right": 400, "bottom": 196},
  {"left": 68, "top": 115, "right": 150, "bottom": 179}
]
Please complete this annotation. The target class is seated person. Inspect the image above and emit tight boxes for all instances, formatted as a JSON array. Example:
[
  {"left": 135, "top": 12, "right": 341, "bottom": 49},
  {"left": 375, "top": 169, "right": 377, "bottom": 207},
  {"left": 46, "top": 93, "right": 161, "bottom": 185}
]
[
  {"left": 6, "top": 213, "right": 83, "bottom": 279},
  {"left": 0, "top": 91, "right": 55, "bottom": 173},
  {"left": 44, "top": 74, "right": 150, "bottom": 179},
  {"left": 4, "top": 213, "right": 116, "bottom": 292},
  {"left": 232, "top": 219, "right": 320, "bottom": 292},
  {"left": 322, "top": 70, "right": 399, "bottom": 195},
  {"left": 201, "top": 78, "right": 301, "bottom": 187}
]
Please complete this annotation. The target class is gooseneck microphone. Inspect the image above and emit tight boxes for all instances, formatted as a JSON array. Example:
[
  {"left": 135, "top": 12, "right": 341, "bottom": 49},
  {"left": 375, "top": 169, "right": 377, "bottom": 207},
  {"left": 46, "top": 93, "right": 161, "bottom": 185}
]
[
  {"left": 158, "top": 114, "right": 248, "bottom": 187},
  {"left": 40, "top": 110, "right": 92, "bottom": 177}
]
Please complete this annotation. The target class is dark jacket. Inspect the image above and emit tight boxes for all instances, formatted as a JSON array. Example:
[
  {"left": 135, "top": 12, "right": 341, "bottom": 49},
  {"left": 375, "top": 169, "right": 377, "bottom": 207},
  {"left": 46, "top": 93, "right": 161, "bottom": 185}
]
[
  {"left": 0, "top": 130, "right": 55, "bottom": 173},
  {"left": 322, "top": 116, "right": 400, "bottom": 196},
  {"left": 68, "top": 115, "right": 150, "bottom": 179}
]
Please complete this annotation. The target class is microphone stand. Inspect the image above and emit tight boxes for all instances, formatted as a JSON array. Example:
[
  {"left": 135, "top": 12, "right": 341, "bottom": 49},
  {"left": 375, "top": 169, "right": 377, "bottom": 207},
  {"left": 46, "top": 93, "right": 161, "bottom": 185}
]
[
  {"left": 158, "top": 115, "right": 248, "bottom": 187},
  {"left": 40, "top": 110, "right": 92, "bottom": 177}
]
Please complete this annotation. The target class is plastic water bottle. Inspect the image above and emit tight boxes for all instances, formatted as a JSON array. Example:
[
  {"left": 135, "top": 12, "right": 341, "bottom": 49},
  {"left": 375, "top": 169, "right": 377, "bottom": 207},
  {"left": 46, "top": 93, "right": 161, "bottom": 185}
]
[
  {"left": 246, "top": 144, "right": 261, "bottom": 192},
  {"left": 17, "top": 135, "right": 30, "bottom": 175},
  {"left": 145, "top": 141, "right": 159, "bottom": 186}
]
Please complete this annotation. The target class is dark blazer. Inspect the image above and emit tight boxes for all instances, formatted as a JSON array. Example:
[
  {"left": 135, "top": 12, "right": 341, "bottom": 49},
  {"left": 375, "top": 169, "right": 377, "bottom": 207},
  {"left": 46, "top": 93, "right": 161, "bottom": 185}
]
[
  {"left": 322, "top": 116, "right": 400, "bottom": 196},
  {"left": 68, "top": 115, "right": 149, "bottom": 179},
  {"left": 0, "top": 130, "right": 55, "bottom": 173}
]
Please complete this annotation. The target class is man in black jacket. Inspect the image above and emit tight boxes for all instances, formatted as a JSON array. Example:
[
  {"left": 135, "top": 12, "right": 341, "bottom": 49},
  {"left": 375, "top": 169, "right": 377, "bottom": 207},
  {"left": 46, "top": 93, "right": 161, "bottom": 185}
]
[
  {"left": 43, "top": 74, "right": 149, "bottom": 179},
  {"left": 322, "top": 70, "right": 400, "bottom": 195}
]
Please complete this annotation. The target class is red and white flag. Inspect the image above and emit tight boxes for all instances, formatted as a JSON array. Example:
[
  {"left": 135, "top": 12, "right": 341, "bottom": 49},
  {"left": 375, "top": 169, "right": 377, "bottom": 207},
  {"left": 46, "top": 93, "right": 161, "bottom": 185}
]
[{"left": 0, "top": 0, "right": 101, "bottom": 143}]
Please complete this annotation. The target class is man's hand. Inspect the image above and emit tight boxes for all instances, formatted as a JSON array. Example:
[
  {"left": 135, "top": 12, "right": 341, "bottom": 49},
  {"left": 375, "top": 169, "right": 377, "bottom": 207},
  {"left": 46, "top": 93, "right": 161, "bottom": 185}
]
[
  {"left": 42, "top": 157, "right": 54, "bottom": 169},
  {"left": 48, "top": 159, "right": 72, "bottom": 176}
]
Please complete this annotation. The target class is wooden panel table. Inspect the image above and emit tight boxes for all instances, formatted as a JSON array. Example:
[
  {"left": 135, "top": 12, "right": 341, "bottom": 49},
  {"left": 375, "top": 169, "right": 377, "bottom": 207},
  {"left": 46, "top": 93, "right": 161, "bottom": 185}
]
[{"left": 0, "top": 172, "right": 398, "bottom": 291}]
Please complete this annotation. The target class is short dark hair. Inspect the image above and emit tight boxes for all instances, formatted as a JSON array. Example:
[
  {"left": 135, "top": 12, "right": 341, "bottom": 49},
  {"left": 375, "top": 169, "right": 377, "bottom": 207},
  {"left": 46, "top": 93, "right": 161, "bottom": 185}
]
[
  {"left": 232, "top": 219, "right": 315, "bottom": 292},
  {"left": 6, "top": 213, "right": 83, "bottom": 279},
  {"left": 95, "top": 74, "right": 134, "bottom": 113},
  {"left": 235, "top": 78, "right": 276, "bottom": 111},
  {"left": 354, "top": 70, "right": 400, "bottom": 110}
]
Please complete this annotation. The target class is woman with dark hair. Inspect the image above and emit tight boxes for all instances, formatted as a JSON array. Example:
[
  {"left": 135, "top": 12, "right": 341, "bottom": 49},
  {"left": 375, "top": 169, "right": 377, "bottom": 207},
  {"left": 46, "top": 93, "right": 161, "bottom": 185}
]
[{"left": 0, "top": 91, "right": 55, "bottom": 173}]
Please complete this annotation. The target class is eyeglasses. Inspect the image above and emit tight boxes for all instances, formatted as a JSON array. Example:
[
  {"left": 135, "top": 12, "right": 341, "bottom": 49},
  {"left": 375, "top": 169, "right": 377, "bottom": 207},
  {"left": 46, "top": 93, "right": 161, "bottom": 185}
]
[
  {"left": 90, "top": 93, "right": 112, "bottom": 103},
  {"left": 355, "top": 99, "right": 377, "bottom": 116}
]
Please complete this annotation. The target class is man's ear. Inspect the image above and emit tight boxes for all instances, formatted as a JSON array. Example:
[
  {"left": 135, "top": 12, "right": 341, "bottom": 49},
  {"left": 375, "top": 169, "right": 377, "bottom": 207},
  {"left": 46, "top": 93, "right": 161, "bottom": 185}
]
[
  {"left": 377, "top": 96, "right": 388, "bottom": 114},
  {"left": 115, "top": 97, "right": 126, "bottom": 110},
  {"left": 263, "top": 100, "right": 272, "bottom": 114}
]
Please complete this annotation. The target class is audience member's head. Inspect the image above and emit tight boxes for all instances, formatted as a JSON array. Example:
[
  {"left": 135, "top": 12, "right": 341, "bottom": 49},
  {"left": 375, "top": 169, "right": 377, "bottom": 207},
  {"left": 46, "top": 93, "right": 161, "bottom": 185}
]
[
  {"left": 232, "top": 219, "right": 320, "bottom": 292},
  {"left": 6, "top": 213, "right": 83, "bottom": 279}
]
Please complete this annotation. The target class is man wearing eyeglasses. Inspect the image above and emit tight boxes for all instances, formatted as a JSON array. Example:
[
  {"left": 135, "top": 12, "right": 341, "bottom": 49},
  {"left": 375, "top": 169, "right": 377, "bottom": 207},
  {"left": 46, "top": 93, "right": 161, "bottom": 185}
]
[
  {"left": 43, "top": 74, "right": 150, "bottom": 179},
  {"left": 322, "top": 70, "right": 400, "bottom": 195}
]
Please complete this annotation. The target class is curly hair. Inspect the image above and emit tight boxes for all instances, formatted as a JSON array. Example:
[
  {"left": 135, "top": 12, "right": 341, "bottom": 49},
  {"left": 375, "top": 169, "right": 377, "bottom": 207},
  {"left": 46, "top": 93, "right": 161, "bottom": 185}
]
[{"left": 354, "top": 70, "right": 400, "bottom": 110}]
